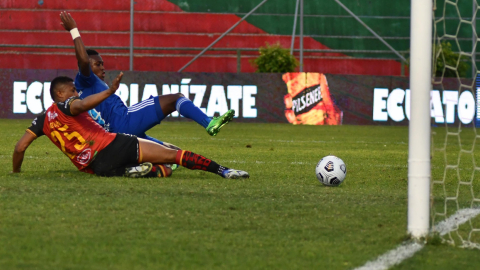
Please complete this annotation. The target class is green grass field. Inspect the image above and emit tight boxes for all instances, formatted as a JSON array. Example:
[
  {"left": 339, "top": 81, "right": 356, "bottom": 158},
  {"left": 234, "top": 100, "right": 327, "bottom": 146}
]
[{"left": 1, "top": 119, "right": 479, "bottom": 270}]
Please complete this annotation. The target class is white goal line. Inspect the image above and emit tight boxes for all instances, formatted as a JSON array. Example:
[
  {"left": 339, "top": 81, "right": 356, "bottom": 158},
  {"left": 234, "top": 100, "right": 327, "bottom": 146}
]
[{"left": 353, "top": 208, "right": 480, "bottom": 270}]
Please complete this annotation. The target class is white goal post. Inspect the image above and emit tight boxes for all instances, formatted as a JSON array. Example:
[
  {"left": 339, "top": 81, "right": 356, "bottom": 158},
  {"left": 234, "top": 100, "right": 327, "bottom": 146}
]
[{"left": 408, "top": 0, "right": 433, "bottom": 238}]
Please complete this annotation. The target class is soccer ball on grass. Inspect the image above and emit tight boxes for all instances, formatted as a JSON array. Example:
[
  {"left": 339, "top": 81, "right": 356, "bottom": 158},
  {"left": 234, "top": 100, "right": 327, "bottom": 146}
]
[{"left": 315, "top": 155, "right": 347, "bottom": 186}]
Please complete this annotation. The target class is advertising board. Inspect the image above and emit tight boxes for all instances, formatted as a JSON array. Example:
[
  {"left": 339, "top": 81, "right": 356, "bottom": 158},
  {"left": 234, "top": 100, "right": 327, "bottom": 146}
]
[{"left": 1, "top": 69, "right": 478, "bottom": 126}]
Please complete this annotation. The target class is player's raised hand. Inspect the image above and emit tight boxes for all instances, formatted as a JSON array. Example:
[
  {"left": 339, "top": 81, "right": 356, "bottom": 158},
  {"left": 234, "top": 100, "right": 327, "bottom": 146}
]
[
  {"left": 108, "top": 72, "right": 124, "bottom": 94},
  {"left": 60, "top": 11, "right": 77, "bottom": 31}
]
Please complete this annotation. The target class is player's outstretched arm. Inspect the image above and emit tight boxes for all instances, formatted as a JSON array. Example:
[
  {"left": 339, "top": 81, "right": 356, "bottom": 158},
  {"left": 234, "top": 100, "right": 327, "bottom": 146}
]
[
  {"left": 12, "top": 132, "right": 37, "bottom": 173},
  {"left": 60, "top": 11, "right": 90, "bottom": 77},
  {"left": 70, "top": 72, "right": 124, "bottom": 115}
]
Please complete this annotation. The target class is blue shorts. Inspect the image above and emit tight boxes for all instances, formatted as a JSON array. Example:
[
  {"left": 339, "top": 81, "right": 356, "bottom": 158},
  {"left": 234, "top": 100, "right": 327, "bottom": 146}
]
[{"left": 114, "top": 96, "right": 165, "bottom": 137}]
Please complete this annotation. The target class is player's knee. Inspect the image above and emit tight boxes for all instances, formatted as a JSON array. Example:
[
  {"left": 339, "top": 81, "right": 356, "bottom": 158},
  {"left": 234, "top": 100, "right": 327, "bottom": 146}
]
[{"left": 159, "top": 93, "right": 186, "bottom": 111}]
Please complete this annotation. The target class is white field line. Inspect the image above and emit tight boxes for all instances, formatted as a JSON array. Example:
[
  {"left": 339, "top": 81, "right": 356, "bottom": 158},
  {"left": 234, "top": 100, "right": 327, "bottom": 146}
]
[
  {"left": 434, "top": 208, "right": 480, "bottom": 236},
  {"left": 353, "top": 208, "right": 480, "bottom": 270},
  {"left": 354, "top": 242, "right": 424, "bottom": 270}
]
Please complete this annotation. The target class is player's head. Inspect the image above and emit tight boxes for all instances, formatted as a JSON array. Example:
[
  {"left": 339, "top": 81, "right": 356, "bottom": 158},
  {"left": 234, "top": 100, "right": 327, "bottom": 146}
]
[
  {"left": 87, "top": 49, "right": 105, "bottom": 81},
  {"left": 50, "top": 76, "right": 78, "bottom": 102}
]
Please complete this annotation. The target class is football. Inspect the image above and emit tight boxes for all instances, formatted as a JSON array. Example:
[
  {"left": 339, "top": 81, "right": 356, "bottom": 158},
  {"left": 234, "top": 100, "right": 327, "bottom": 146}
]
[{"left": 315, "top": 155, "right": 347, "bottom": 186}]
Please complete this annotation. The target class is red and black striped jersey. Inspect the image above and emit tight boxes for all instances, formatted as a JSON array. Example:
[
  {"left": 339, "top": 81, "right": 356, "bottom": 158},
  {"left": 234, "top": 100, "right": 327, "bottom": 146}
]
[{"left": 27, "top": 96, "right": 116, "bottom": 173}]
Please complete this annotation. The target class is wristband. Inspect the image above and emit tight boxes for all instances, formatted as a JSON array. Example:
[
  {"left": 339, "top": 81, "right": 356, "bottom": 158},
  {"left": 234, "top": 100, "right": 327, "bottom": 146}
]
[{"left": 70, "top": 28, "right": 80, "bottom": 40}]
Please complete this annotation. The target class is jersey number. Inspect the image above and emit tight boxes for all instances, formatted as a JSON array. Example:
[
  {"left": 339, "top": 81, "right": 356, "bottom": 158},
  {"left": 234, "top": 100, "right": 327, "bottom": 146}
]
[{"left": 50, "top": 124, "right": 87, "bottom": 159}]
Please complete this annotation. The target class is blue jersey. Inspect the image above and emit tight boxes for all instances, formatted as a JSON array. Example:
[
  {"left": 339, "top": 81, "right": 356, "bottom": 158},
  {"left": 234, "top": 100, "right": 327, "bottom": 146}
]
[{"left": 75, "top": 68, "right": 127, "bottom": 132}]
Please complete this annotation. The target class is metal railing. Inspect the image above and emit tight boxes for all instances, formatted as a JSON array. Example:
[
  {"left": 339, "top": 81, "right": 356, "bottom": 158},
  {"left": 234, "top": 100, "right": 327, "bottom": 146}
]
[
  {"left": 0, "top": 0, "right": 419, "bottom": 75},
  {"left": 3, "top": 0, "right": 478, "bottom": 76}
]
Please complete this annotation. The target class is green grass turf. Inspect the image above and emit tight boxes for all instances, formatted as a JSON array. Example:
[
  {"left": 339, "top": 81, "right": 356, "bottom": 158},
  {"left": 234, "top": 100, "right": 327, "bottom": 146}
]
[{"left": 1, "top": 119, "right": 479, "bottom": 270}]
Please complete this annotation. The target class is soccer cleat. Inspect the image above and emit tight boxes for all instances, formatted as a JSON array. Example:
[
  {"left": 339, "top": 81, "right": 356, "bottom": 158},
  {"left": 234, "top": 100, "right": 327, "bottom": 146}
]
[
  {"left": 222, "top": 169, "right": 250, "bottom": 179},
  {"left": 206, "top": 109, "right": 235, "bottom": 136},
  {"left": 124, "top": 162, "right": 153, "bottom": 178}
]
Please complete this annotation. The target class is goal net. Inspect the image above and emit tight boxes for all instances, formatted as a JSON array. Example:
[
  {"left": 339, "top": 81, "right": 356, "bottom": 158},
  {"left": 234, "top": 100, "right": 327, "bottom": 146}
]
[{"left": 431, "top": 0, "right": 480, "bottom": 248}]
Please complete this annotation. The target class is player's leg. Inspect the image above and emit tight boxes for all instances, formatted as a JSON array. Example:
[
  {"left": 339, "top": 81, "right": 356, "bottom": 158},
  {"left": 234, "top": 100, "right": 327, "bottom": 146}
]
[
  {"left": 88, "top": 134, "right": 173, "bottom": 178},
  {"left": 115, "top": 96, "right": 164, "bottom": 137},
  {"left": 158, "top": 94, "right": 235, "bottom": 136},
  {"left": 137, "top": 133, "right": 180, "bottom": 171},
  {"left": 143, "top": 163, "right": 173, "bottom": 177},
  {"left": 88, "top": 134, "right": 153, "bottom": 177},
  {"left": 139, "top": 135, "right": 181, "bottom": 151},
  {"left": 120, "top": 95, "right": 234, "bottom": 137},
  {"left": 158, "top": 93, "right": 210, "bottom": 127},
  {"left": 138, "top": 138, "right": 249, "bottom": 179}
]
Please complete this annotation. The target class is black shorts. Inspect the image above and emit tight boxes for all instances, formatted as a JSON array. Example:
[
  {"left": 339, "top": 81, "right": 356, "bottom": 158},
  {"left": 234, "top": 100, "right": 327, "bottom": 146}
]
[{"left": 88, "top": 133, "right": 139, "bottom": 177}]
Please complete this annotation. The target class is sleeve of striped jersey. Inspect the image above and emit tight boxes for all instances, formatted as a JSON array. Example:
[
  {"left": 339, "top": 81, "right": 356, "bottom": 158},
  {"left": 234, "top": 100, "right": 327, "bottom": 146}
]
[
  {"left": 57, "top": 96, "right": 80, "bottom": 116},
  {"left": 27, "top": 113, "right": 46, "bottom": 137}
]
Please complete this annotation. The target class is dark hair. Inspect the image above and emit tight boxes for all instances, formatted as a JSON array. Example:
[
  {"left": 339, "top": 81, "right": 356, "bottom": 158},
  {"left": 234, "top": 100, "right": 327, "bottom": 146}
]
[
  {"left": 50, "top": 76, "right": 74, "bottom": 100},
  {"left": 86, "top": 49, "right": 99, "bottom": 56}
]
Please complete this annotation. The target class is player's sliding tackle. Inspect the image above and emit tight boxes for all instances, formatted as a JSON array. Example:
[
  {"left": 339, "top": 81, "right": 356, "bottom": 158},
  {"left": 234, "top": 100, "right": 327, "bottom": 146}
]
[{"left": 12, "top": 74, "right": 249, "bottom": 179}]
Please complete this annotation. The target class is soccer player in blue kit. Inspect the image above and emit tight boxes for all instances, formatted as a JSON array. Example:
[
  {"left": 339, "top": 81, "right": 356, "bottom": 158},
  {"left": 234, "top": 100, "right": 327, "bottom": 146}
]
[{"left": 60, "top": 12, "right": 235, "bottom": 145}]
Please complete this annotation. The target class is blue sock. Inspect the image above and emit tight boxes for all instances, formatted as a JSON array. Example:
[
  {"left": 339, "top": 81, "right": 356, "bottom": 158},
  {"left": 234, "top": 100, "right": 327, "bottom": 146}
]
[
  {"left": 176, "top": 97, "right": 211, "bottom": 128},
  {"left": 144, "top": 135, "right": 164, "bottom": 145}
]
